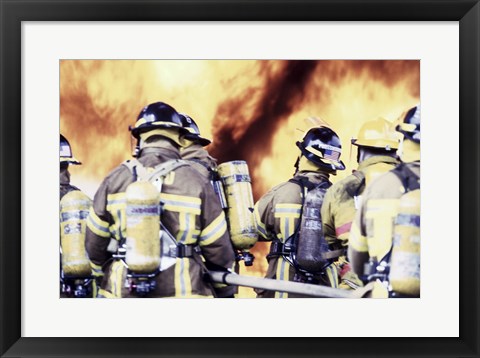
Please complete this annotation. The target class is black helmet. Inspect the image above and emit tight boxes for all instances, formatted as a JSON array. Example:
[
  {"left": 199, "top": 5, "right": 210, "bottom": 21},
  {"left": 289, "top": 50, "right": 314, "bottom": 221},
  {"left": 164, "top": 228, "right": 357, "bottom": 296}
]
[
  {"left": 396, "top": 104, "right": 420, "bottom": 143},
  {"left": 296, "top": 126, "right": 345, "bottom": 171},
  {"left": 179, "top": 113, "right": 211, "bottom": 146},
  {"left": 129, "top": 101, "right": 186, "bottom": 139},
  {"left": 60, "top": 134, "right": 81, "bottom": 165}
]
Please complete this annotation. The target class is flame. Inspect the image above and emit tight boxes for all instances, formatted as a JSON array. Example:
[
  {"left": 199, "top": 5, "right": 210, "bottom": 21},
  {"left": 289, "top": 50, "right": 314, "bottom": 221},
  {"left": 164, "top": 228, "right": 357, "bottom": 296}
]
[{"left": 60, "top": 60, "right": 419, "bottom": 297}]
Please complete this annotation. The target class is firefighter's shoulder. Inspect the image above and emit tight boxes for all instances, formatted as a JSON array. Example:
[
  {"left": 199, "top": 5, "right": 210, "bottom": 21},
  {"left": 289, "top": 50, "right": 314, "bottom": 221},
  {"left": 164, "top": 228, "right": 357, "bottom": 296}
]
[
  {"left": 327, "top": 172, "right": 363, "bottom": 201},
  {"left": 260, "top": 180, "right": 302, "bottom": 205},
  {"left": 362, "top": 169, "right": 405, "bottom": 200}
]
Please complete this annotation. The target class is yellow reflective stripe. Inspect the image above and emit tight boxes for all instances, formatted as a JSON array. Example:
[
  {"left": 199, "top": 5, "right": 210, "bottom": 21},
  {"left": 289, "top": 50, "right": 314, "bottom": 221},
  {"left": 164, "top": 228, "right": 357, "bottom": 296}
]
[
  {"left": 98, "top": 288, "right": 116, "bottom": 298},
  {"left": 106, "top": 192, "right": 126, "bottom": 208},
  {"left": 365, "top": 199, "right": 399, "bottom": 259},
  {"left": 275, "top": 257, "right": 290, "bottom": 298},
  {"left": 89, "top": 261, "right": 103, "bottom": 276},
  {"left": 175, "top": 258, "right": 192, "bottom": 297},
  {"left": 160, "top": 193, "right": 201, "bottom": 215},
  {"left": 274, "top": 203, "right": 302, "bottom": 217},
  {"left": 87, "top": 208, "right": 110, "bottom": 238},
  {"left": 275, "top": 204, "right": 301, "bottom": 243},
  {"left": 254, "top": 205, "right": 268, "bottom": 239},
  {"left": 92, "top": 280, "right": 98, "bottom": 298},
  {"left": 199, "top": 212, "right": 227, "bottom": 246},
  {"left": 349, "top": 223, "right": 368, "bottom": 253},
  {"left": 325, "top": 265, "right": 338, "bottom": 288},
  {"left": 177, "top": 212, "right": 197, "bottom": 244},
  {"left": 107, "top": 193, "right": 127, "bottom": 241},
  {"left": 110, "top": 261, "right": 125, "bottom": 298}
]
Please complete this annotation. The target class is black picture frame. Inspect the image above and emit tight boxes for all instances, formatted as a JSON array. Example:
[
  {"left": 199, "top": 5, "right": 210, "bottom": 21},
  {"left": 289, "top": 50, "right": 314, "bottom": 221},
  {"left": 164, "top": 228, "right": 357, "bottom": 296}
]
[{"left": 1, "top": 1, "right": 478, "bottom": 357}]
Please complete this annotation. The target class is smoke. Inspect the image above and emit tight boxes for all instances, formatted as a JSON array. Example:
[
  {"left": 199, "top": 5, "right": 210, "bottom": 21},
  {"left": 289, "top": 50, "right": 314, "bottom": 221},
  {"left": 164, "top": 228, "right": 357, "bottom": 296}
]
[
  {"left": 208, "top": 60, "right": 419, "bottom": 200},
  {"left": 209, "top": 60, "right": 319, "bottom": 198},
  {"left": 60, "top": 60, "right": 420, "bottom": 295}
]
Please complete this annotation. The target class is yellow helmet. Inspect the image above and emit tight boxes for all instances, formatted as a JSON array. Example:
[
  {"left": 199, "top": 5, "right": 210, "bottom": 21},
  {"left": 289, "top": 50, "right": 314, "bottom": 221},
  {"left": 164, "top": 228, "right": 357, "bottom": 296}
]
[{"left": 351, "top": 117, "right": 399, "bottom": 151}]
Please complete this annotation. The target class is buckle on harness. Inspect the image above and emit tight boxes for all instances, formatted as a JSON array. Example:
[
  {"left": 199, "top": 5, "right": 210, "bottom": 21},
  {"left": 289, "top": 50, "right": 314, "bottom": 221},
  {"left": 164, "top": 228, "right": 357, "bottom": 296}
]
[
  {"left": 267, "top": 240, "right": 292, "bottom": 259},
  {"left": 174, "top": 244, "right": 200, "bottom": 258}
]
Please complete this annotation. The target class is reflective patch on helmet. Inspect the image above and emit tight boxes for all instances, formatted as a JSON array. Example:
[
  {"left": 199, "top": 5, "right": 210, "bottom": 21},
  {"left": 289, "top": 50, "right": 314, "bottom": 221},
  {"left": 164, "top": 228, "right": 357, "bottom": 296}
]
[
  {"left": 323, "top": 148, "right": 340, "bottom": 161},
  {"left": 60, "top": 143, "right": 72, "bottom": 157},
  {"left": 306, "top": 145, "right": 341, "bottom": 161}
]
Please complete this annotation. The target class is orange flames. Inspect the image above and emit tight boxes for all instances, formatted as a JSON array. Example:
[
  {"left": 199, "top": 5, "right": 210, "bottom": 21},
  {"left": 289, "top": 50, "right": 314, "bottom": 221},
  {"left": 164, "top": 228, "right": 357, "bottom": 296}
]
[{"left": 60, "top": 60, "right": 419, "bottom": 297}]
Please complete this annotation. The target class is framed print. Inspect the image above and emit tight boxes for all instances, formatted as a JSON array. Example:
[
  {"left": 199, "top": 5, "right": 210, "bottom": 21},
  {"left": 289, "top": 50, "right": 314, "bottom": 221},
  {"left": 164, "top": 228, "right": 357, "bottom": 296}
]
[{"left": 1, "top": 0, "right": 479, "bottom": 357}]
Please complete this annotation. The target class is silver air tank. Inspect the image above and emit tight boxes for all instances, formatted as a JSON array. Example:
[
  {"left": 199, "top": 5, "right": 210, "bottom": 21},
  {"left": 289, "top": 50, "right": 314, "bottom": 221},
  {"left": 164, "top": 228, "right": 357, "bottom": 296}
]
[{"left": 296, "top": 185, "right": 329, "bottom": 272}]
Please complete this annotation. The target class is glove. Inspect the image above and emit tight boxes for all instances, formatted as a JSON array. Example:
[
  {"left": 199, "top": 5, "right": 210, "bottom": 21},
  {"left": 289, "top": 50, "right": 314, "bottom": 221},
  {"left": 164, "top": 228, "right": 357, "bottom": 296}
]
[{"left": 336, "top": 257, "right": 364, "bottom": 290}]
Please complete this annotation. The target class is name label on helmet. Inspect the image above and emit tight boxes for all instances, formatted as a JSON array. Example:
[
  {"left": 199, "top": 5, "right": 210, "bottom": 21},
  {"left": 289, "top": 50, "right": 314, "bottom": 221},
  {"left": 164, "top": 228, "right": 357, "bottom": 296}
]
[{"left": 60, "top": 143, "right": 72, "bottom": 157}]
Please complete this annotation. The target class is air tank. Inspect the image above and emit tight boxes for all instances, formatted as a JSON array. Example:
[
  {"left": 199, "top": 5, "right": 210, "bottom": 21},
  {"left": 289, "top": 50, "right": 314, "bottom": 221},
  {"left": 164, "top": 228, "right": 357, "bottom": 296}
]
[
  {"left": 296, "top": 185, "right": 329, "bottom": 272},
  {"left": 60, "top": 190, "right": 92, "bottom": 277},
  {"left": 125, "top": 181, "right": 161, "bottom": 274},
  {"left": 217, "top": 161, "right": 258, "bottom": 250},
  {"left": 389, "top": 189, "right": 420, "bottom": 296}
]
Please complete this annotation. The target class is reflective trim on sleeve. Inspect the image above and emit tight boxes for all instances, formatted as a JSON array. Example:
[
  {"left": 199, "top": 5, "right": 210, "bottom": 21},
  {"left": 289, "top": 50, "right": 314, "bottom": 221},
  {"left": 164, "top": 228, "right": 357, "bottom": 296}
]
[
  {"left": 349, "top": 223, "right": 368, "bottom": 253},
  {"left": 106, "top": 192, "right": 126, "bottom": 208},
  {"left": 254, "top": 205, "right": 268, "bottom": 239},
  {"left": 335, "top": 221, "right": 352, "bottom": 237},
  {"left": 107, "top": 193, "right": 127, "bottom": 241},
  {"left": 161, "top": 193, "right": 201, "bottom": 215},
  {"left": 199, "top": 212, "right": 227, "bottom": 246},
  {"left": 86, "top": 208, "right": 111, "bottom": 238},
  {"left": 89, "top": 261, "right": 103, "bottom": 277}
]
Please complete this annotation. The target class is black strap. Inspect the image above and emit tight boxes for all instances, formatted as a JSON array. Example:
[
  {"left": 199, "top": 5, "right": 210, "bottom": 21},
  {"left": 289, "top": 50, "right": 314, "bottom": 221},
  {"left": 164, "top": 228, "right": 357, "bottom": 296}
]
[
  {"left": 391, "top": 163, "right": 420, "bottom": 193},
  {"left": 176, "top": 244, "right": 200, "bottom": 258},
  {"left": 349, "top": 170, "right": 366, "bottom": 197}
]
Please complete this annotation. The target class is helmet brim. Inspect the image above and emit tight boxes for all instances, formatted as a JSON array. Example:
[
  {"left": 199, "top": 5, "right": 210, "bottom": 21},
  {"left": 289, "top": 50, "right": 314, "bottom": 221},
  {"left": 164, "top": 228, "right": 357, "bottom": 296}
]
[
  {"left": 351, "top": 138, "right": 399, "bottom": 150},
  {"left": 130, "top": 122, "right": 189, "bottom": 139},
  {"left": 183, "top": 133, "right": 212, "bottom": 146},
  {"left": 60, "top": 157, "right": 81, "bottom": 165}
]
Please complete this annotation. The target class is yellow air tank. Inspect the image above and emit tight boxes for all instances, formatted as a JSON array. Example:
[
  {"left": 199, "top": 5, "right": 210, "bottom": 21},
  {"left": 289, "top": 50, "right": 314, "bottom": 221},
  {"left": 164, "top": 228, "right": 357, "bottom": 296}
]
[
  {"left": 217, "top": 161, "right": 258, "bottom": 250},
  {"left": 60, "top": 191, "right": 92, "bottom": 277},
  {"left": 389, "top": 189, "right": 420, "bottom": 296},
  {"left": 125, "top": 181, "right": 161, "bottom": 274}
]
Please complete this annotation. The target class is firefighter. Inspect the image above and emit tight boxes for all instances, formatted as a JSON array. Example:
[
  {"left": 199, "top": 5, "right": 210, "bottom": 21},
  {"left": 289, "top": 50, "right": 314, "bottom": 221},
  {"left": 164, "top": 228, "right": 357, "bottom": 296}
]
[
  {"left": 178, "top": 113, "right": 237, "bottom": 297},
  {"left": 178, "top": 113, "right": 218, "bottom": 179},
  {"left": 321, "top": 118, "right": 400, "bottom": 290},
  {"left": 349, "top": 104, "right": 421, "bottom": 298},
  {"left": 59, "top": 134, "right": 94, "bottom": 298},
  {"left": 179, "top": 113, "right": 256, "bottom": 285},
  {"left": 85, "top": 101, "right": 235, "bottom": 298},
  {"left": 254, "top": 126, "right": 346, "bottom": 298}
]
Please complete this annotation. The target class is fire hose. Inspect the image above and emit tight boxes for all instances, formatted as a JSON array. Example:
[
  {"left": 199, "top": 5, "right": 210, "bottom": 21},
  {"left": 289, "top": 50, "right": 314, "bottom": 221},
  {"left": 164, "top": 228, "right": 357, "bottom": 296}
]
[{"left": 207, "top": 271, "right": 371, "bottom": 298}]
